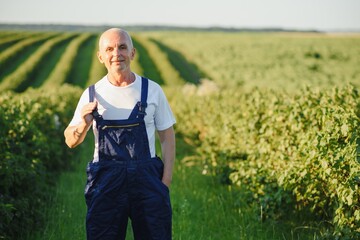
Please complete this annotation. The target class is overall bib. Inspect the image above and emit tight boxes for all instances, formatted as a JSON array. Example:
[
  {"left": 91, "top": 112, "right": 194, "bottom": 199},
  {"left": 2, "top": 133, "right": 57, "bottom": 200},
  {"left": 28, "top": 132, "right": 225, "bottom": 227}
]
[{"left": 84, "top": 77, "right": 172, "bottom": 240}]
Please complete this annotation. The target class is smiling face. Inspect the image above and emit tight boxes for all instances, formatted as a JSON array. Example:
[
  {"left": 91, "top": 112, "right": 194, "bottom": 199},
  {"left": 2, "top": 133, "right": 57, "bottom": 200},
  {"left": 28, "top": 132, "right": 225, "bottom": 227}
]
[{"left": 97, "top": 28, "right": 135, "bottom": 74}]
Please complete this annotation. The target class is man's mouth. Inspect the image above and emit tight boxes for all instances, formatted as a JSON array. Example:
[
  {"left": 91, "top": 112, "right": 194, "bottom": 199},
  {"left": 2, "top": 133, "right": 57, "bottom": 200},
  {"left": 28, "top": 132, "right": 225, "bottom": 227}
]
[{"left": 112, "top": 58, "right": 122, "bottom": 63}]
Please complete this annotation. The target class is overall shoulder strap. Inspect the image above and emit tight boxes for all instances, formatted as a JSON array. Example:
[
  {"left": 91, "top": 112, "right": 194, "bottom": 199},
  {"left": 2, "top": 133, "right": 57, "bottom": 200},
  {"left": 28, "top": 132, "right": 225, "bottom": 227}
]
[
  {"left": 137, "top": 77, "right": 148, "bottom": 118},
  {"left": 89, "top": 85, "right": 95, "bottom": 102},
  {"left": 88, "top": 85, "right": 101, "bottom": 119},
  {"left": 140, "top": 77, "right": 148, "bottom": 104}
]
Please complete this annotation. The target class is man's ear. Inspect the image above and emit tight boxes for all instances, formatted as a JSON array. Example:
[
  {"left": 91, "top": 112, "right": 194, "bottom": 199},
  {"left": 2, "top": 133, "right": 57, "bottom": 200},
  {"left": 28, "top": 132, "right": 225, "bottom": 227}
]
[
  {"left": 97, "top": 51, "right": 104, "bottom": 64},
  {"left": 130, "top": 48, "right": 136, "bottom": 60}
]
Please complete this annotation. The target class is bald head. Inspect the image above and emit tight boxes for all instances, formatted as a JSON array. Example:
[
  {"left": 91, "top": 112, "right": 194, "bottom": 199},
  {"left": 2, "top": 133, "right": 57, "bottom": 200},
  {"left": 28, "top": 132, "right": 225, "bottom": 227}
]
[{"left": 99, "top": 28, "right": 134, "bottom": 51}]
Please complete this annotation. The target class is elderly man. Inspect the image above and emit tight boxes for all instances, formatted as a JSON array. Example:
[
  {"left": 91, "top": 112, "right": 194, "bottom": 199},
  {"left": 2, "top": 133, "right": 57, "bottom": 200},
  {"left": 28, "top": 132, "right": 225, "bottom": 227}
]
[{"left": 64, "top": 28, "right": 175, "bottom": 240}]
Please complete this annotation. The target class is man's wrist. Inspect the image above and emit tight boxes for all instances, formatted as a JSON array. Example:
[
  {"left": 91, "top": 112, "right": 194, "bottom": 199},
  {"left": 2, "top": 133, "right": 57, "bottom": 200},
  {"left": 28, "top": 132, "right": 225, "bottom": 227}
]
[{"left": 162, "top": 176, "right": 172, "bottom": 187}]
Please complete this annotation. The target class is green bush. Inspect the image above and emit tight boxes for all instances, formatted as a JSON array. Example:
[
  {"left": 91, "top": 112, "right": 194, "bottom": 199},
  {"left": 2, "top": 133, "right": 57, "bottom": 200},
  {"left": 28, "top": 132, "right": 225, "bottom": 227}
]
[
  {"left": 170, "top": 84, "right": 360, "bottom": 239},
  {"left": 0, "top": 84, "right": 82, "bottom": 239}
]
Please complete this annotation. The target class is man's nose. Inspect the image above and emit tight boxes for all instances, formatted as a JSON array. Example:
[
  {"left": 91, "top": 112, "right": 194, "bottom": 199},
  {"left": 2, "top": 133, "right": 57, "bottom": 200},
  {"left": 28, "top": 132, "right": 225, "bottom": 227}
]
[{"left": 113, "top": 47, "right": 121, "bottom": 56}]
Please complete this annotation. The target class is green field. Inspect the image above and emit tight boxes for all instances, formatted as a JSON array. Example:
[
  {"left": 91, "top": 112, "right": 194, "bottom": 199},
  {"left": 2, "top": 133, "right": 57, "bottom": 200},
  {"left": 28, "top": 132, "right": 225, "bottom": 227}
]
[{"left": 0, "top": 30, "right": 359, "bottom": 239}]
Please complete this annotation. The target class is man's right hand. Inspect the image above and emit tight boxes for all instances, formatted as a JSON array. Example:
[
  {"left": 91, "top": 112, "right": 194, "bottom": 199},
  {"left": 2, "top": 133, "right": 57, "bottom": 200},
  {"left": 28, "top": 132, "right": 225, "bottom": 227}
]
[
  {"left": 81, "top": 102, "right": 98, "bottom": 125},
  {"left": 64, "top": 101, "right": 97, "bottom": 148}
]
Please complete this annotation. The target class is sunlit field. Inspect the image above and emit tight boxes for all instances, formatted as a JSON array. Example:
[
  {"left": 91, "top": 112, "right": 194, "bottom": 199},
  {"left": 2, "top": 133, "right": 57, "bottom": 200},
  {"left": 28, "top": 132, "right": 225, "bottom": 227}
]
[{"left": 1, "top": 29, "right": 359, "bottom": 239}]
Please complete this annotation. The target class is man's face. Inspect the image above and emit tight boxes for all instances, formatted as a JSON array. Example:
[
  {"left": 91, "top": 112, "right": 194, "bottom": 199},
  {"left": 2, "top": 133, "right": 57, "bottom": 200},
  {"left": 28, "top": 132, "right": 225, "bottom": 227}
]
[{"left": 97, "top": 31, "right": 135, "bottom": 73}]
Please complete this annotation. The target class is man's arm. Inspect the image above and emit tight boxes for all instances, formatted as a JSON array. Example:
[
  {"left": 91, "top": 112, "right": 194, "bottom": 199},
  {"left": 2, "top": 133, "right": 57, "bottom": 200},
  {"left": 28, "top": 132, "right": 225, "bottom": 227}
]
[
  {"left": 158, "top": 126, "right": 176, "bottom": 188},
  {"left": 64, "top": 102, "right": 97, "bottom": 148}
]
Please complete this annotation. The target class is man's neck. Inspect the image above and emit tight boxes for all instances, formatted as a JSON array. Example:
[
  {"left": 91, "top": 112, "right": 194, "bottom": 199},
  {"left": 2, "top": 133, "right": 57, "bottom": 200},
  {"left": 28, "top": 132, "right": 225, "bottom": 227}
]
[{"left": 107, "top": 71, "right": 135, "bottom": 87}]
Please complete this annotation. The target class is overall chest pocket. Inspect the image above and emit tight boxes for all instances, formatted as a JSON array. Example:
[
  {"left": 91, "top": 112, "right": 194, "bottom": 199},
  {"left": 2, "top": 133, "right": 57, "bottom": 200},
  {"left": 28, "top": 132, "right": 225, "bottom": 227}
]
[{"left": 98, "top": 122, "right": 150, "bottom": 161}]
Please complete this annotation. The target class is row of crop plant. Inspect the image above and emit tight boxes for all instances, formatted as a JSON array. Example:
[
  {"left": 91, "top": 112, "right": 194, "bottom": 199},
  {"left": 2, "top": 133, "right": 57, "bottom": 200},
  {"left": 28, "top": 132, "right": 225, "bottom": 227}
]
[
  {"left": 42, "top": 33, "right": 93, "bottom": 88},
  {"left": 0, "top": 33, "right": 55, "bottom": 68},
  {"left": 169, "top": 83, "right": 360, "bottom": 239},
  {"left": 0, "top": 31, "right": 201, "bottom": 92},
  {"left": 144, "top": 31, "right": 360, "bottom": 91},
  {"left": 0, "top": 85, "right": 82, "bottom": 239},
  {"left": 0, "top": 33, "right": 76, "bottom": 92},
  {"left": 0, "top": 31, "right": 42, "bottom": 51}
]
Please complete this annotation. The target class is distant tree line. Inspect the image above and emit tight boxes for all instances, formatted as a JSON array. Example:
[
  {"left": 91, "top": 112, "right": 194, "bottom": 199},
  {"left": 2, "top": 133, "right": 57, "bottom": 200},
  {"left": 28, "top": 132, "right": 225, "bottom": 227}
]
[{"left": 0, "top": 23, "right": 321, "bottom": 33}]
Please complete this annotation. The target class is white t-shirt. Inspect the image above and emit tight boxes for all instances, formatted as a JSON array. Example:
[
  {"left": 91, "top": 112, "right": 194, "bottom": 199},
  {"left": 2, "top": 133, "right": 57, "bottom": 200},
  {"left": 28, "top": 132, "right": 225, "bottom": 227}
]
[{"left": 69, "top": 74, "right": 176, "bottom": 162}]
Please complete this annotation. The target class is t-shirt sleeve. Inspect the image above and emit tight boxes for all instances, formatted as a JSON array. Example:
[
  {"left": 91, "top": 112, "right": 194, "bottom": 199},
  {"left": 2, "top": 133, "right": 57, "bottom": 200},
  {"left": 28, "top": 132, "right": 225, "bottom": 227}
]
[
  {"left": 68, "top": 88, "right": 90, "bottom": 126},
  {"left": 154, "top": 87, "right": 176, "bottom": 131}
]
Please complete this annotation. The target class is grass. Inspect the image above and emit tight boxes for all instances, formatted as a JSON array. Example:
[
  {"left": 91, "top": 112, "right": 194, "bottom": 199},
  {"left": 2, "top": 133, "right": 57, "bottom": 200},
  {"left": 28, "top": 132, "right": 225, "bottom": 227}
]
[
  {"left": 27, "top": 134, "right": 319, "bottom": 240},
  {"left": 27, "top": 138, "right": 91, "bottom": 240}
]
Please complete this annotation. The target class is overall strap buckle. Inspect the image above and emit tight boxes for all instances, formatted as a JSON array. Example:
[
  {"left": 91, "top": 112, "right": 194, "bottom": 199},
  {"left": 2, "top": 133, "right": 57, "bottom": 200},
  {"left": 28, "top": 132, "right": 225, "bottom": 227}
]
[
  {"left": 137, "top": 102, "right": 147, "bottom": 116},
  {"left": 136, "top": 77, "right": 149, "bottom": 119}
]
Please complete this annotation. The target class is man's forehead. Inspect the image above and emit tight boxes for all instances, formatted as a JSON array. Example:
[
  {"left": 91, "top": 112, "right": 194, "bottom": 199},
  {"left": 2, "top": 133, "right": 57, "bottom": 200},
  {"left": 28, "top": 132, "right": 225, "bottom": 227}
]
[
  {"left": 103, "top": 38, "right": 128, "bottom": 46},
  {"left": 100, "top": 34, "right": 130, "bottom": 48}
]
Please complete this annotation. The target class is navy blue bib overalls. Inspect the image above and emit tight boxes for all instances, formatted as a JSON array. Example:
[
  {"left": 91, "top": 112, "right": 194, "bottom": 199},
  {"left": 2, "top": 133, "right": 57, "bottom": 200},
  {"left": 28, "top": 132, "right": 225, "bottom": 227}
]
[{"left": 84, "top": 77, "right": 172, "bottom": 240}]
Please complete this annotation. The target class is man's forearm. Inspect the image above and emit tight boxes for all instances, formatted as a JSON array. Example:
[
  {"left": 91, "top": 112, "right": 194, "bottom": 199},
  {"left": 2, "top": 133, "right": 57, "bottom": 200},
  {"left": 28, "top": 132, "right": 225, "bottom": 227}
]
[
  {"left": 64, "top": 122, "right": 90, "bottom": 148},
  {"left": 159, "top": 127, "right": 176, "bottom": 187}
]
